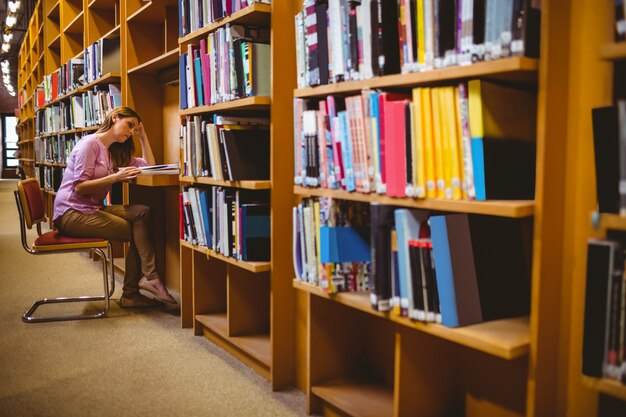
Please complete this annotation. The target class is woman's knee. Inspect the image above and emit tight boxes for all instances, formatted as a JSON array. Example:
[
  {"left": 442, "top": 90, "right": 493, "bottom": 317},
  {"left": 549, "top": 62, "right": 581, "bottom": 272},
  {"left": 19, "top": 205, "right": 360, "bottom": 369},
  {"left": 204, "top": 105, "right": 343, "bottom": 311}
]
[{"left": 130, "top": 204, "right": 151, "bottom": 220}]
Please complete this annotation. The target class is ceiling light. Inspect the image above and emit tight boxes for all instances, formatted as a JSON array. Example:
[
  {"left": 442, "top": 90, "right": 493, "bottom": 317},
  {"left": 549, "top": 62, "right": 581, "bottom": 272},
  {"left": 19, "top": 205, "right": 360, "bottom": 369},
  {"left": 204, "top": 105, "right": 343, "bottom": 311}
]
[
  {"left": 1, "top": 43, "right": 10, "bottom": 53},
  {"left": 2, "top": 67, "right": 9, "bottom": 75},
  {"left": 6, "top": 15, "right": 16, "bottom": 28},
  {"left": 8, "top": 1, "right": 20, "bottom": 13},
  {"left": 3, "top": 33, "right": 12, "bottom": 43}
]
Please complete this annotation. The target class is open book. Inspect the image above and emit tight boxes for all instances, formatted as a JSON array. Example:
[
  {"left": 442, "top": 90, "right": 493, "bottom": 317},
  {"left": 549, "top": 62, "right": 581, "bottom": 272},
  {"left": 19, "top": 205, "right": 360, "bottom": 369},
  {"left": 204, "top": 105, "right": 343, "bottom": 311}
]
[{"left": 138, "top": 164, "right": 180, "bottom": 175}]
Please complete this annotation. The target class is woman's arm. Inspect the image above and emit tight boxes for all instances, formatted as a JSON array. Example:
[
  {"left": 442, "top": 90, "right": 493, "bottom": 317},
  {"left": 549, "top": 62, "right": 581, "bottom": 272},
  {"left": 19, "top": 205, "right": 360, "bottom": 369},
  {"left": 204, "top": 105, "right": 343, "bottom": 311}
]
[
  {"left": 74, "top": 166, "right": 142, "bottom": 195},
  {"left": 135, "top": 122, "right": 156, "bottom": 165}
]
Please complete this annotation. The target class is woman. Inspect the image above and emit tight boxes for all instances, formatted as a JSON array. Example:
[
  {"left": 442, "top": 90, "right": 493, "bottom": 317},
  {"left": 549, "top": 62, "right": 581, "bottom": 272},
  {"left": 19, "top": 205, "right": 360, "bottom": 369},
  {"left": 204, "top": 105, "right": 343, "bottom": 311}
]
[{"left": 53, "top": 106, "right": 176, "bottom": 308}]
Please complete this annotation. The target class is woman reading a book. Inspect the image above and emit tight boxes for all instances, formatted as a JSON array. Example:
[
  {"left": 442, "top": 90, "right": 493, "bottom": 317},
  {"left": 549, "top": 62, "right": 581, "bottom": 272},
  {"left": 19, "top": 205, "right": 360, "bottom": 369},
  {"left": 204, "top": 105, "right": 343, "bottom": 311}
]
[{"left": 52, "top": 106, "right": 176, "bottom": 308}]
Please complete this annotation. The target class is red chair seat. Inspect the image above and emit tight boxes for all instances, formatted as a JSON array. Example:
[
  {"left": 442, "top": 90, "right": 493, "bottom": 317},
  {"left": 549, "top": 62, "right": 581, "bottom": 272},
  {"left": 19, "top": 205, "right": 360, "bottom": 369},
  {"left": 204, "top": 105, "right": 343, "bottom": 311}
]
[{"left": 34, "top": 231, "right": 106, "bottom": 246}]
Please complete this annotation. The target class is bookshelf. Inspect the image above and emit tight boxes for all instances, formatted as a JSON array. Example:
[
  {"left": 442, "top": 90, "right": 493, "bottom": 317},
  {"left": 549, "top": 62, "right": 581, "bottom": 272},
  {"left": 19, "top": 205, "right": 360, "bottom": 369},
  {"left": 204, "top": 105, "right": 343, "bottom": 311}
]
[
  {"left": 564, "top": 1, "right": 626, "bottom": 416},
  {"left": 289, "top": 1, "right": 575, "bottom": 416},
  {"left": 176, "top": 1, "right": 295, "bottom": 391}
]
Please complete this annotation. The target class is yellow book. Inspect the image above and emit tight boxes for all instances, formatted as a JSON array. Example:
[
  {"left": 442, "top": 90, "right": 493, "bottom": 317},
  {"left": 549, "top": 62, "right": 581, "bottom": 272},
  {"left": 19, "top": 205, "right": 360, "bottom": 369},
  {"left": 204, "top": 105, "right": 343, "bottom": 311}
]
[
  {"left": 467, "top": 79, "right": 537, "bottom": 141},
  {"left": 411, "top": 87, "right": 426, "bottom": 198},
  {"left": 444, "top": 86, "right": 463, "bottom": 200},
  {"left": 420, "top": 88, "right": 437, "bottom": 198},
  {"left": 417, "top": 0, "right": 425, "bottom": 65},
  {"left": 431, "top": 88, "right": 446, "bottom": 199}
]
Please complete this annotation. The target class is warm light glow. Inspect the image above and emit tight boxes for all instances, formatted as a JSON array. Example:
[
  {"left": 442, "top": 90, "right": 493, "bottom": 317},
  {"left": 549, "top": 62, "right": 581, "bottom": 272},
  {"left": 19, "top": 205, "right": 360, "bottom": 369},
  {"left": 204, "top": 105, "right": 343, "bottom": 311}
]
[
  {"left": 3, "top": 33, "right": 12, "bottom": 43},
  {"left": 8, "top": 1, "right": 21, "bottom": 13},
  {"left": 1, "top": 67, "right": 9, "bottom": 75},
  {"left": 1, "top": 60, "right": 9, "bottom": 69},
  {"left": 1, "top": 43, "right": 10, "bottom": 53},
  {"left": 5, "top": 15, "right": 16, "bottom": 28}
]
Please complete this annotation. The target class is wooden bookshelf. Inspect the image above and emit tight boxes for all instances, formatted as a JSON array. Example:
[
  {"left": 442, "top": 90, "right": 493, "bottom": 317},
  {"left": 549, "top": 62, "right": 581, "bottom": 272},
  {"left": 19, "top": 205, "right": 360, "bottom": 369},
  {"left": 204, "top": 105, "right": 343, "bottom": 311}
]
[
  {"left": 127, "top": 49, "right": 178, "bottom": 74},
  {"left": 599, "top": 42, "right": 626, "bottom": 61},
  {"left": 582, "top": 377, "right": 626, "bottom": 402},
  {"left": 294, "top": 186, "right": 534, "bottom": 218},
  {"left": 177, "top": 1, "right": 294, "bottom": 392},
  {"left": 593, "top": 213, "right": 626, "bottom": 233}
]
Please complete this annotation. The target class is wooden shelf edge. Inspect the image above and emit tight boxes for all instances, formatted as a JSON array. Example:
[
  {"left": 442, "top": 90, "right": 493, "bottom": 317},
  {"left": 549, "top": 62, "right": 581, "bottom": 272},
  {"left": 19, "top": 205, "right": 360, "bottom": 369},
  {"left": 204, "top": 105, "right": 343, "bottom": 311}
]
[
  {"left": 582, "top": 376, "right": 626, "bottom": 402},
  {"left": 294, "top": 57, "right": 539, "bottom": 98},
  {"left": 178, "top": 3, "right": 272, "bottom": 46},
  {"left": 62, "top": 10, "right": 84, "bottom": 34},
  {"left": 599, "top": 42, "right": 626, "bottom": 60},
  {"left": 127, "top": 49, "right": 179, "bottom": 74},
  {"left": 294, "top": 280, "right": 530, "bottom": 360},
  {"left": 133, "top": 173, "right": 179, "bottom": 187},
  {"left": 47, "top": 0, "right": 60, "bottom": 18},
  {"left": 37, "top": 126, "right": 99, "bottom": 139},
  {"left": 294, "top": 186, "right": 535, "bottom": 218},
  {"left": 81, "top": 72, "right": 121, "bottom": 90},
  {"left": 179, "top": 176, "right": 271, "bottom": 190},
  {"left": 102, "top": 24, "right": 121, "bottom": 40},
  {"left": 126, "top": 1, "right": 153, "bottom": 23},
  {"left": 594, "top": 212, "right": 626, "bottom": 232},
  {"left": 179, "top": 96, "right": 271, "bottom": 116},
  {"left": 179, "top": 241, "right": 270, "bottom": 272}
]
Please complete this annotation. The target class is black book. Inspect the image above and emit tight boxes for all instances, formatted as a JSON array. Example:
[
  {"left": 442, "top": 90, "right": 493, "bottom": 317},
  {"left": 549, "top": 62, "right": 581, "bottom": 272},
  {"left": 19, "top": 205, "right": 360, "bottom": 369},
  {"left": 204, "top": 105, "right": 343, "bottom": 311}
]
[
  {"left": 370, "top": 203, "right": 395, "bottom": 311},
  {"left": 370, "top": 0, "right": 400, "bottom": 76},
  {"left": 582, "top": 239, "right": 623, "bottom": 377},
  {"left": 480, "top": 137, "right": 536, "bottom": 200},
  {"left": 241, "top": 203, "right": 270, "bottom": 262},
  {"left": 315, "top": 0, "right": 329, "bottom": 85},
  {"left": 221, "top": 128, "right": 270, "bottom": 181},
  {"left": 591, "top": 106, "right": 620, "bottom": 214}
]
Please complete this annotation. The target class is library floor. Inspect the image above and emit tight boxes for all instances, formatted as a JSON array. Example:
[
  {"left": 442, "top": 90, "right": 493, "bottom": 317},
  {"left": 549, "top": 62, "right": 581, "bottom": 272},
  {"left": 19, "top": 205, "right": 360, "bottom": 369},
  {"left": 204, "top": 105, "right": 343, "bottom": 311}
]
[{"left": 0, "top": 179, "right": 307, "bottom": 417}]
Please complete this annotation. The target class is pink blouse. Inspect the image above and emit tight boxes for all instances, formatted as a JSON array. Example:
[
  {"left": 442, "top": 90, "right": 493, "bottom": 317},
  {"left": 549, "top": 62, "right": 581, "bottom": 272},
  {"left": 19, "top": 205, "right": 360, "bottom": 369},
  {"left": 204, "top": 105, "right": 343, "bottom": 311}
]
[{"left": 53, "top": 134, "right": 147, "bottom": 222}]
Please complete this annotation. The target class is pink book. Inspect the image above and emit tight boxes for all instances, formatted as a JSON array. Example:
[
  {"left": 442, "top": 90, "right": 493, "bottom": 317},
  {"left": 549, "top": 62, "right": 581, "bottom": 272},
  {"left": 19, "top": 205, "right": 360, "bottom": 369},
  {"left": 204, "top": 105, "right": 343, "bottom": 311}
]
[
  {"left": 199, "top": 38, "right": 211, "bottom": 107},
  {"left": 384, "top": 99, "right": 409, "bottom": 197},
  {"left": 378, "top": 92, "right": 410, "bottom": 193}
]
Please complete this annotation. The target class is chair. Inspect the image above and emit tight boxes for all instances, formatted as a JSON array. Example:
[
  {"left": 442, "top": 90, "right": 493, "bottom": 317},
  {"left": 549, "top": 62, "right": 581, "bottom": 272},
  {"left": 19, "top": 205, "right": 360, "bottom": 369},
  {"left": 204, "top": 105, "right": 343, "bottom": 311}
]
[{"left": 14, "top": 178, "right": 115, "bottom": 323}]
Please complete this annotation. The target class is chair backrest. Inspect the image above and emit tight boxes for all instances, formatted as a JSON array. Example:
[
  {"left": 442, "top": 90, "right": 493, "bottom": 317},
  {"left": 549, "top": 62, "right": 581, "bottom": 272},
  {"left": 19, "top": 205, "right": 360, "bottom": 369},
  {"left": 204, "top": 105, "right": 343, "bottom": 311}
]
[{"left": 17, "top": 178, "right": 46, "bottom": 229}]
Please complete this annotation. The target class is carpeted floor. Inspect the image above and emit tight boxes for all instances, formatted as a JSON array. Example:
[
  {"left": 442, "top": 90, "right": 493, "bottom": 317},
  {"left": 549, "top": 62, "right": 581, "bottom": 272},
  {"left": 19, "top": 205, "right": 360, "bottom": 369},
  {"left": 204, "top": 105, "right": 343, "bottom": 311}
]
[{"left": 0, "top": 179, "right": 307, "bottom": 417}]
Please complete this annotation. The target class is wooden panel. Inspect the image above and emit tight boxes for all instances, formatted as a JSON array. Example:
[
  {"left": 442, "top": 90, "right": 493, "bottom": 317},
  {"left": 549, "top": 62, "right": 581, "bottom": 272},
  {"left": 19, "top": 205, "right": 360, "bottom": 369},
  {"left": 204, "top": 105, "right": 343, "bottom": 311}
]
[
  {"left": 227, "top": 266, "right": 270, "bottom": 336},
  {"left": 179, "top": 244, "right": 193, "bottom": 328},
  {"left": 312, "top": 379, "right": 394, "bottom": 417},
  {"left": 193, "top": 252, "right": 226, "bottom": 335}
]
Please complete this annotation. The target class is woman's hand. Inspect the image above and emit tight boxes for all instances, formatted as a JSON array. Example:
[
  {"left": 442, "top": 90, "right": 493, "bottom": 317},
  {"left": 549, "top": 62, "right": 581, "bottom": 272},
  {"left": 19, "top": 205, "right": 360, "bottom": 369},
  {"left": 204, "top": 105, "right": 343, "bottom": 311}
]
[
  {"left": 134, "top": 122, "right": 147, "bottom": 138},
  {"left": 116, "top": 166, "right": 142, "bottom": 181}
]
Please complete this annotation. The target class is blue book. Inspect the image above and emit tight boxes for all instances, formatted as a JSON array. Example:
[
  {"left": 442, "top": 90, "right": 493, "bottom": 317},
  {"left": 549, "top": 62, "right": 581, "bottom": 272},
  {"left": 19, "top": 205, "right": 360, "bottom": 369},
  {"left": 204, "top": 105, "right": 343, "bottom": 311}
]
[
  {"left": 198, "top": 189, "right": 211, "bottom": 249},
  {"left": 338, "top": 111, "right": 356, "bottom": 191},
  {"left": 394, "top": 209, "right": 427, "bottom": 314},
  {"left": 179, "top": 53, "right": 188, "bottom": 109},
  {"left": 193, "top": 54, "right": 204, "bottom": 107},
  {"left": 241, "top": 204, "right": 270, "bottom": 261},
  {"left": 319, "top": 226, "right": 370, "bottom": 263}
]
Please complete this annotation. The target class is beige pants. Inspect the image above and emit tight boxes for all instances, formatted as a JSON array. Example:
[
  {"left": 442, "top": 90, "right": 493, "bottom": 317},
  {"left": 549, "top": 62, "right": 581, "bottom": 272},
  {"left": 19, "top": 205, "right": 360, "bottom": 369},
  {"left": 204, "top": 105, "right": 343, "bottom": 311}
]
[{"left": 56, "top": 205, "right": 159, "bottom": 297}]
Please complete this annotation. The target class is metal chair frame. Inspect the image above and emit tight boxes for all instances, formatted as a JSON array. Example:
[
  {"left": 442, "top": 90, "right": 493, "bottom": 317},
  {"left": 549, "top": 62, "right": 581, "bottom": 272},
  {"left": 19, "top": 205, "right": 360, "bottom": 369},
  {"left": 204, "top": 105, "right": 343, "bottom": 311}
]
[{"left": 14, "top": 179, "right": 115, "bottom": 323}]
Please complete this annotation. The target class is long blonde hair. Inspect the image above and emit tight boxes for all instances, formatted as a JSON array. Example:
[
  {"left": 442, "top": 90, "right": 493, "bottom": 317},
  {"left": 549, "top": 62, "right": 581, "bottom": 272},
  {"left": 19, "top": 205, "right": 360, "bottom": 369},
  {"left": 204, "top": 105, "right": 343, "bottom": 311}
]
[{"left": 97, "top": 106, "right": 142, "bottom": 168}]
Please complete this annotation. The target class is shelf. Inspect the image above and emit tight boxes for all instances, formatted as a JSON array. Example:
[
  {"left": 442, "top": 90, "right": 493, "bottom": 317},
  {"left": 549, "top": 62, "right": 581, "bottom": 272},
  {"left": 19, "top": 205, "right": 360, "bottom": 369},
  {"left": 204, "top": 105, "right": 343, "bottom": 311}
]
[
  {"left": 37, "top": 161, "right": 67, "bottom": 167},
  {"left": 180, "top": 176, "right": 271, "bottom": 190},
  {"left": 127, "top": 1, "right": 173, "bottom": 24},
  {"left": 179, "top": 240, "right": 271, "bottom": 273},
  {"left": 37, "top": 126, "right": 99, "bottom": 139},
  {"left": 294, "top": 57, "right": 539, "bottom": 98},
  {"left": 594, "top": 212, "right": 626, "bottom": 232},
  {"left": 63, "top": 10, "right": 84, "bottom": 34},
  {"left": 599, "top": 42, "right": 626, "bottom": 60},
  {"left": 102, "top": 24, "right": 121, "bottom": 39},
  {"left": 196, "top": 313, "right": 271, "bottom": 370},
  {"left": 81, "top": 72, "right": 121, "bottom": 90},
  {"left": 179, "top": 96, "right": 271, "bottom": 116},
  {"left": 88, "top": 0, "right": 118, "bottom": 10},
  {"left": 47, "top": 0, "right": 60, "bottom": 18},
  {"left": 128, "top": 49, "right": 179, "bottom": 74},
  {"left": 582, "top": 376, "right": 626, "bottom": 402},
  {"left": 294, "top": 280, "right": 530, "bottom": 360},
  {"left": 132, "top": 173, "right": 179, "bottom": 187},
  {"left": 17, "top": 158, "right": 36, "bottom": 162},
  {"left": 311, "top": 378, "right": 394, "bottom": 417},
  {"left": 178, "top": 3, "right": 272, "bottom": 47},
  {"left": 17, "top": 139, "right": 35, "bottom": 145},
  {"left": 294, "top": 186, "right": 535, "bottom": 218}
]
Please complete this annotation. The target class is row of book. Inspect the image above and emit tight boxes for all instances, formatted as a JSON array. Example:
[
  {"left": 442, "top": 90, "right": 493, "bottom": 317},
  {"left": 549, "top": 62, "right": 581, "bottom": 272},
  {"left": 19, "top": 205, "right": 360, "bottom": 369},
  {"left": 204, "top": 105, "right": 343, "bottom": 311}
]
[
  {"left": 180, "top": 25, "right": 270, "bottom": 109},
  {"left": 35, "top": 164, "right": 63, "bottom": 193},
  {"left": 180, "top": 114, "right": 269, "bottom": 179},
  {"left": 583, "top": 238, "right": 626, "bottom": 384},
  {"left": 34, "top": 133, "right": 84, "bottom": 165},
  {"left": 293, "top": 196, "right": 531, "bottom": 327},
  {"left": 34, "top": 85, "right": 121, "bottom": 136},
  {"left": 35, "top": 57, "right": 84, "bottom": 107},
  {"left": 180, "top": 186, "right": 270, "bottom": 262},
  {"left": 179, "top": 0, "right": 271, "bottom": 38},
  {"left": 84, "top": 37, "right": 120, "bottom": 84},
  {"left": 295, "top": 0, "right": 540, "bottom": 89},
  {"left": 294, "top": 79, "right": 536, "bottom": 201}
]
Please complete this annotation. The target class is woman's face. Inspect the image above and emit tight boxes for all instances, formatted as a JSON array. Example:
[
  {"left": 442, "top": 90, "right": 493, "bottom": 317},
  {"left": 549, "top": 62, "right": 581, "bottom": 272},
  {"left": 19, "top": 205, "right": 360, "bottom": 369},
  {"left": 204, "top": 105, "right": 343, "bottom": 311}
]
[{"left": 112, "top": 115, "right": 139, "bottom": 143}]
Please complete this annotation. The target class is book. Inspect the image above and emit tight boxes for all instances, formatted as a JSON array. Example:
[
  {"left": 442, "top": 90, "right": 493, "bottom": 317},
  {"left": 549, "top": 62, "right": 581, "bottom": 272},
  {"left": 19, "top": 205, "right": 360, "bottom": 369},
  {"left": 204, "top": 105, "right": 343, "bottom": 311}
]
[
  {"left": 220, "top": 128, "right": 270, "bottom": 180},
  {"left": 138, "top": 164, "right": 180, "bottom": 175},
  {"left": 582, "top": 239, "right": 622, "bottom": 377},
  {"left": 591, "top": 106, "right": 620, "bottom": 214},
  {"left": 430, "top": 213, "right": 531, "bottom": 327}
]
